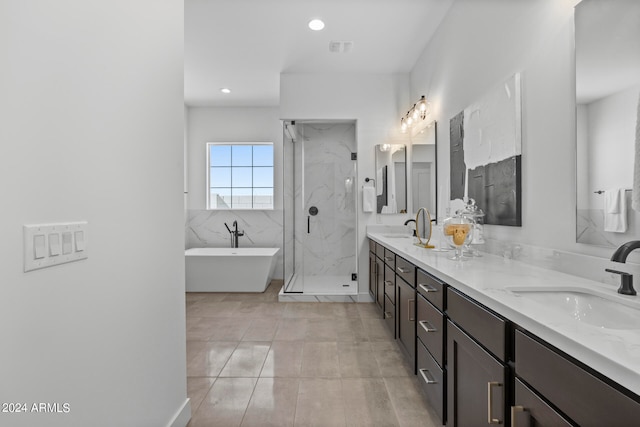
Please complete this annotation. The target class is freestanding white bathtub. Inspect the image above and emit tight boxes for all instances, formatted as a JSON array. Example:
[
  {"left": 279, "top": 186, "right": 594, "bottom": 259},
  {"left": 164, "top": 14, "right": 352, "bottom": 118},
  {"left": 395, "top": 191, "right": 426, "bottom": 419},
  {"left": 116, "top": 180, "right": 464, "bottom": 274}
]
[{"left": 185, "top": 247, "right": 280, "bottom": 292}]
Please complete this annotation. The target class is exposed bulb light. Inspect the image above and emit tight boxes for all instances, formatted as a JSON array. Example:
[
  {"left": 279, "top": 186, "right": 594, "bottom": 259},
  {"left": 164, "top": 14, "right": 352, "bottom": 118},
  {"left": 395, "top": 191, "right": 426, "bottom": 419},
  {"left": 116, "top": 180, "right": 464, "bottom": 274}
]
[
  {"left": 400, "top": 118, "right": 407, "bottom": 133},
  {"left": 220, "top": 88, "right": 231, "bottom": 94},
  {"left": 399, "top": 95, "right": 431, "bottom": 132},
  {"left": 418, "top": 95, "right": 428, "bottom": 112},
  {"left": 308, "top": 19, "right": 325, "bottom": 31}
]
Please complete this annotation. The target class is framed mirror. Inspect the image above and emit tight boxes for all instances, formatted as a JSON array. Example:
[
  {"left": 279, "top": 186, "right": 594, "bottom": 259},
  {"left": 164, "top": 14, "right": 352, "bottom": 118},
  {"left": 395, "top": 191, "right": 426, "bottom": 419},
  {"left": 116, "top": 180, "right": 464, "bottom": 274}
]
[
  {"left": 374, "top": 144, "right": 406, "bottom": 214},
  {"left": 575, "top": 0, "right": 640, "bottom": 247},
  {"left": 411, "top": 121, "right": 438, "bottom": 218}
]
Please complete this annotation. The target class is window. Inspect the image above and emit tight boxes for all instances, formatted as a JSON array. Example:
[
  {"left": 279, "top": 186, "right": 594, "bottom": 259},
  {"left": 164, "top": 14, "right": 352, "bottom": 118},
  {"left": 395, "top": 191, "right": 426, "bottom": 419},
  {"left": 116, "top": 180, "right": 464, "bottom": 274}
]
[{"left": 207, "top": 142, "right": 274, "bottom": 210}]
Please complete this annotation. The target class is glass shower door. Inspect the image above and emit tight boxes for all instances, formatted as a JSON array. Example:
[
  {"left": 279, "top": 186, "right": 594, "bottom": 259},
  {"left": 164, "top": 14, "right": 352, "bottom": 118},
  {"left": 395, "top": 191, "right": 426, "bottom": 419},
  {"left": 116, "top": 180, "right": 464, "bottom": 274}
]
[{"left": 283, "top": 121, "right": 358, "bottom": 295}]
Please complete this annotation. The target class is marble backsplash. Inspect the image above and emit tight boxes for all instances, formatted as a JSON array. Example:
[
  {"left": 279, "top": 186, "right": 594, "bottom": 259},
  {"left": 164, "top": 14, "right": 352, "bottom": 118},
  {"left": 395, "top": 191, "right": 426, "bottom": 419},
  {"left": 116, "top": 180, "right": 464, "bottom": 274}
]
[
  {"left": 577, "top": 208, "right": 639, "bottom": 248},
  {"left": 186, "top": 209, "right": 284, "bottom": 279},
  {"left": 479, "top": 237, "right": 640, "bottom": 289},
  {"left": 366, "top": 224, "right": 640, "bottom": 290}
]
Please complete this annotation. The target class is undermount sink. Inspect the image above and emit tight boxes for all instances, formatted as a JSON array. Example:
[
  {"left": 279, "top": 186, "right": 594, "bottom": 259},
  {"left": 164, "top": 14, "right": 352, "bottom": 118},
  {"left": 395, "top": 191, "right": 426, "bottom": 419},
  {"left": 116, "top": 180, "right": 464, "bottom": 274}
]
[
  {"left": 507, "top": 286, "right": 640, "bottom": 330},
  {"left": 382, "top": 234, "right": 411, "bottom": 239}
]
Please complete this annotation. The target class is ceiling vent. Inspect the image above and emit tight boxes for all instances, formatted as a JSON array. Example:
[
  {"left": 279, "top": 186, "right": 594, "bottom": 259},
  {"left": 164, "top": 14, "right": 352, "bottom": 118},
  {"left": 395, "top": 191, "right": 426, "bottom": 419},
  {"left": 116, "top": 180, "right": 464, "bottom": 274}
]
[{"left": 329, "top": 41, "right": 354, "bottom": 53}]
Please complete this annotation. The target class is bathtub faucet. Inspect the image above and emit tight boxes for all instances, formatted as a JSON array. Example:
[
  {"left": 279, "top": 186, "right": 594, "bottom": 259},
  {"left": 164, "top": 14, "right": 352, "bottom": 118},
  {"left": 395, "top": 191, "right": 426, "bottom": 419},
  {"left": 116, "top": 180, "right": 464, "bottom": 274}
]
[{"left": 224, "top": 220, "right": 244, "bottom": 248}]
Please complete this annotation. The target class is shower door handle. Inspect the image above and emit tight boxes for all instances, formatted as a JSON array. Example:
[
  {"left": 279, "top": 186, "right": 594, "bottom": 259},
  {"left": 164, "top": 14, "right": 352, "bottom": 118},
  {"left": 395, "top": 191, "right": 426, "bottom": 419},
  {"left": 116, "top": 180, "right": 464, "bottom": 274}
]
[{"left": 307, "top": 206, "right": 318, "bottom": 234}]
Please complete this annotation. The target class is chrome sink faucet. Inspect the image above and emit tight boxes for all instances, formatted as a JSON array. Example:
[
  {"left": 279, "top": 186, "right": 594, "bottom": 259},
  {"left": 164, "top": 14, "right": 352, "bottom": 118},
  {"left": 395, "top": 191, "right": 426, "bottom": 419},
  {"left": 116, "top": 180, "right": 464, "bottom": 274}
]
[
  {"left": 606, "top": 240, "right": 639, "bottom": 295},
  {"left": 224, "top": 220, "right": 244, "bottom": 248}
]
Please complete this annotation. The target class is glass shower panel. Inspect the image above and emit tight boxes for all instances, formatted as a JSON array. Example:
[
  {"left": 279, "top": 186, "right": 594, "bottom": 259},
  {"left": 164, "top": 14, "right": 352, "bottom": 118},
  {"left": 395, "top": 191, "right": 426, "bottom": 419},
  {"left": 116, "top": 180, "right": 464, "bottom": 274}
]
[{"left": 283, "top": 121, "right": 357, "bottom": 295}]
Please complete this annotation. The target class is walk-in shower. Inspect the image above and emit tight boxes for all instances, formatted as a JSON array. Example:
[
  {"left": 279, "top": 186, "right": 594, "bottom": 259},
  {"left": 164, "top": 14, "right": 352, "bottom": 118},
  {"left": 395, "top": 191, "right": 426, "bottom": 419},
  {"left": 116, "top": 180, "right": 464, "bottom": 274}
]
[{"left": 281, "top": 120, "right": 358, "bottom": 301}]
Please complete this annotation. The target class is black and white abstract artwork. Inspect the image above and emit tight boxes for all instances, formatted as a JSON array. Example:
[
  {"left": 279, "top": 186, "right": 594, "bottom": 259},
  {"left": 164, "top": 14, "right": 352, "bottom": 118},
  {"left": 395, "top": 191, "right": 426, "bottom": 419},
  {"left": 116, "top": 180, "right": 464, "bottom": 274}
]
[{"left": 449, "top": 73, "right": 522, "bottom": 226}]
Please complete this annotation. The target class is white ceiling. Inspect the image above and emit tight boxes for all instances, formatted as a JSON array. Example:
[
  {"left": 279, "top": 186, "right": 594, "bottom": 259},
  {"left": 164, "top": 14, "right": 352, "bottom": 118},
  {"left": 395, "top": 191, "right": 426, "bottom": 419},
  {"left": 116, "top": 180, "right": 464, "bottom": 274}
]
[{"left": 185, "top": 0, "right": 454, "bottom": 107}]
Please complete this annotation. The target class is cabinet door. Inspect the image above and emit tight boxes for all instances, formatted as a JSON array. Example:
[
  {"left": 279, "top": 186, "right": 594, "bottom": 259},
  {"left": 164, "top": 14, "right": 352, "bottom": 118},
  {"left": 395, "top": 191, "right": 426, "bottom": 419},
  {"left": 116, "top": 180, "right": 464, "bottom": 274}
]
[
  {"left": 513, "top": 378, "right": 571, "bottom": 427},
  {"left": 396, "top": 278, "right": 416, "bottom": 370},
  {"left": 447, "top": 321, "right": 507, "bottom": 427},
  {"left": 369, "top": 251, "right": 376, "bottom": 299},
  {"left": 375, "top": 257, "right": 384, "bottom": 310}
]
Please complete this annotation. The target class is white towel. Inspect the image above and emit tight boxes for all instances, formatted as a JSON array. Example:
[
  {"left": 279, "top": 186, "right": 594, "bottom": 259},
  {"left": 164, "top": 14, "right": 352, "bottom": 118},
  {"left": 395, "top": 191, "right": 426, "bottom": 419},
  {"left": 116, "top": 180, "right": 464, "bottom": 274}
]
[
  {"left": 632, "top": 92, "right": 640, "bottom": 212},
  {"left": 363, "top": 186, "right": 375, "bottom": 213},
  {"left": 605, "top": 189, "right": 621, "bottom": 213},
  {"left": 604, "top": 188, "right": 627, "bottom": 232}
]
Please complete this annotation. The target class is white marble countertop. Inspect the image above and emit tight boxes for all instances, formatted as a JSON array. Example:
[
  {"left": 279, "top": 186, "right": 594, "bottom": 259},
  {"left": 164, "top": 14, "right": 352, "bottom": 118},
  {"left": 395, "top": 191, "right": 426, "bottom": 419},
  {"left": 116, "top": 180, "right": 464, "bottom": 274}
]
[{"left": 367, "top": 229, "right": 640, "bottom": 396}]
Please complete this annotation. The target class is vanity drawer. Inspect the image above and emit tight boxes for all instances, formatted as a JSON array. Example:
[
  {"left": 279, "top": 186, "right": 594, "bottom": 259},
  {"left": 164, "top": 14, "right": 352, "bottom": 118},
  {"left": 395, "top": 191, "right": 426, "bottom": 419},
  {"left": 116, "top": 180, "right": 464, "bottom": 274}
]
[
  {"left": 369, "top": 239, "right": 376, "bottom": 253},
  {"left": 383, "top": 248, "right": 395, "bottom": 269},
  {"left": 384, "top": 264, "right": 396, "bottom": 304},
  {"left": 384, "top": 295, "right": 395, "bottom": 338},
  {"left": 417, "top": 294, "right": 444, "bottom": 367},
  {"left": 376, "top": 242, "right": 385, "bottom": 260},
  {"left": 446, "top": 288, "right": 507, "bottom": 362},
  {"left": 514, "top": 378, "right": 572, "bottom": 427},
  {"left": 416, "top": 268, "right": 446, "bottom": 311},
  {"left": 417, "top": 339, "right": 445, "bottom": 424},
  {"left": 515, "top": 330, "right": 640, "bottom": 427},
  {"left": 395, "top": 256, "right": 415, "bottom": 287}
]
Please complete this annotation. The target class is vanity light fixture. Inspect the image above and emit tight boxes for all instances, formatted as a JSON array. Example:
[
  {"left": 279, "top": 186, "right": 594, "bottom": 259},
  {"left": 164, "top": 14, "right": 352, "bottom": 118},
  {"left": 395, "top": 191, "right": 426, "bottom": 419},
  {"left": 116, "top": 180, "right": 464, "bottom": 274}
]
[
  {"left": 220, "top": 88, "right": 231, "bottom": 94},
  {"left": 400, "top": 95, "right": 430, "bottom": 133},
  {"left": 308, "top": 19, "right": 325, "bottom": 31}
]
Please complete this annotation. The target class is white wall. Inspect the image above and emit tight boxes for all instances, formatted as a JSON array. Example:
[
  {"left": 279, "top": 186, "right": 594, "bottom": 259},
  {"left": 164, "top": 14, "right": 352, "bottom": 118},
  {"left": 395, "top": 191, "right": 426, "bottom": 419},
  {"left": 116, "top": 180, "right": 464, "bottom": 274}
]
[
  {"left": 0, "top": 2, "right": 188, "bottom": 426},
  {"left": 584, "top": 85, "right": 640, "bottom": 209},
  {"left": 280, "top": 73, "right": 411, "bottom": 296},
  {"left": 408, "top": 0, "right": 621, "bottom": 257},
  {"left": 185, "top": 107, "right": 285, "bottom": 278}
]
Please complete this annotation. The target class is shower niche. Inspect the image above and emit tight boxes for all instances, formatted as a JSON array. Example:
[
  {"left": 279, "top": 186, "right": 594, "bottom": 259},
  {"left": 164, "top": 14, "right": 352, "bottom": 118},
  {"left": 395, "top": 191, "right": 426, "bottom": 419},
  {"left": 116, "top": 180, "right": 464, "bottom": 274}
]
[{"left": 281, "top": 120, "right": 358, "bottom": 301}]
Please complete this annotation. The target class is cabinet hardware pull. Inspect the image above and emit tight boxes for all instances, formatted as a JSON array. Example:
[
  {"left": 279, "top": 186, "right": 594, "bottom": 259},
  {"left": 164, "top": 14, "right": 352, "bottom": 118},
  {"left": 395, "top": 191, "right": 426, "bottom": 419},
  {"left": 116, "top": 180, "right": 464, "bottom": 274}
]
[
  {"left": 397, "top": 267, "right": 411, "bottom": 274},
  {"left": 408, "top": 299, "right": 415, "bottom": 322},
  {"left": 419, "top": 320, "right": 437, "bottom": 333},
  {"left": 487, "top": 381, "right": 503, "bottom": 425},
  {"left": 384, "top": 312, "right": 393, "bottom": 319},
  {"left": 419, "top": 283, "right": 438, "bottom": 293},
  {"left": 419, "top": 369, "right": 437, "bottom": 384},
  {"left": 510, "top": 405, "right": 529, "bottom": 427},
  {"left": 384, "top": 256, "right": 393, "bottom": 262},
  {"left": 384, "top": 280, "right": 393, "bottom": 287}
]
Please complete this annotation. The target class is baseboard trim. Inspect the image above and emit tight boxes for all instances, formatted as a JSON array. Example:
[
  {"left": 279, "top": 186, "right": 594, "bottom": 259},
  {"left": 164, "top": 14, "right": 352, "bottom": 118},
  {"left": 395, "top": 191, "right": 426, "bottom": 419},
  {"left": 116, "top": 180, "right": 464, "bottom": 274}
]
[
  {"left": 167, "top": 397, "right": 191, "bottom": 427},
  {"left": 357, "top": 292, "right": 374, "bottom": 302}
]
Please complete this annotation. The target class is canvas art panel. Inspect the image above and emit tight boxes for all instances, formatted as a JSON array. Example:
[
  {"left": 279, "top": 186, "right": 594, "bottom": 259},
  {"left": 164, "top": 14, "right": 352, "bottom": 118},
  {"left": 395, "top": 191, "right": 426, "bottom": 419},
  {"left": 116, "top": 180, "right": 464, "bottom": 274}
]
[{"left": 449, "top": 73, "right": 522, "bottom": 226}]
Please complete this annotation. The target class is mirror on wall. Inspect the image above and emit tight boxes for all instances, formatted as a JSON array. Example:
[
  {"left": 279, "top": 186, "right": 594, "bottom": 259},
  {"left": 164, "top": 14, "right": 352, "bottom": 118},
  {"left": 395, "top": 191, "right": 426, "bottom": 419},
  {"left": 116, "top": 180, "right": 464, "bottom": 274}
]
[
  {"left": 374, "top": 144, "right": 406, "bottom": 214},
  {"left": 410, "top": 121, "right": 437, "bottom": 217},
  {"left": 575, "top": 0, "right": 640, "bottom": 247}
]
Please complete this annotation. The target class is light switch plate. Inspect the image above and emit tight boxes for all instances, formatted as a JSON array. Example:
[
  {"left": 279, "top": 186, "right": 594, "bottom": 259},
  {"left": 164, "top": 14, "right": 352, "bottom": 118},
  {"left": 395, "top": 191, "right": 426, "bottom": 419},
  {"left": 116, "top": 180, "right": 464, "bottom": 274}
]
[{"left": 24, "top": 222, "right": 88, "bottom": 272}]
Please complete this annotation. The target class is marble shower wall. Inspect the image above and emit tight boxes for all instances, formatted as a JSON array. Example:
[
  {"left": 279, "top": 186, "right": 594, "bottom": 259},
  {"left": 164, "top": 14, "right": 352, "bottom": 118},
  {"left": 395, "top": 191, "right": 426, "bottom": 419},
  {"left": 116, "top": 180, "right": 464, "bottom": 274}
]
[
  {"left": 186, "top": 209, "right": 284, "bottom": 279},
  {"left": 294, "top": 122, "right": 357, "bottom": 277}
]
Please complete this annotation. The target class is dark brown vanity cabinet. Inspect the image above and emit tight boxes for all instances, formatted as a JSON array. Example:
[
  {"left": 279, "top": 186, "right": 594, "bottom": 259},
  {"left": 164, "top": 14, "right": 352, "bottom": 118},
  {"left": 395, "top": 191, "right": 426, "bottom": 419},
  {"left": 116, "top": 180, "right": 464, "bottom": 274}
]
[
  {"left": 383, "top": 263, "right": 396, "bottom": 338},
  {"left": 368, "top": 246, "right": 376, "bottom": 300},
  {"left": 395, "top": 256, "right": 416, "bottom": 368},
  {"left": 514, "top": 329, "right": 640, "bottom": 427},
  {"left": 416, "top": 269, "right": 447, "bottom": 424},
  {"left": 446, "top": 288, "right": 509, "bottom": 427}
]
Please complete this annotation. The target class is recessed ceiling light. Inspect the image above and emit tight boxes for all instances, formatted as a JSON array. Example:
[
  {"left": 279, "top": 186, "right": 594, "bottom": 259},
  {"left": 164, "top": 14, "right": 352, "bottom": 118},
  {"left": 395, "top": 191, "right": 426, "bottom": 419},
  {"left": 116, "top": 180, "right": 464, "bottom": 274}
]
[
  {"left": 308, "top": 19, "right": 325, "bottom": 31},
  {"left": 220, "top": 88, "right": 231, "bottom": 94}
]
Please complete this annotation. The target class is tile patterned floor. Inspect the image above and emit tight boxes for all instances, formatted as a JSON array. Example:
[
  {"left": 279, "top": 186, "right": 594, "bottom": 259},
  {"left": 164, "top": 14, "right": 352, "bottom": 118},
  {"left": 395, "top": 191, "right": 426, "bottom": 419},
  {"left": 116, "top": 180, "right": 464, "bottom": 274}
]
[{"left": 186, "top": 281, "right": 441, "bottom": 427}]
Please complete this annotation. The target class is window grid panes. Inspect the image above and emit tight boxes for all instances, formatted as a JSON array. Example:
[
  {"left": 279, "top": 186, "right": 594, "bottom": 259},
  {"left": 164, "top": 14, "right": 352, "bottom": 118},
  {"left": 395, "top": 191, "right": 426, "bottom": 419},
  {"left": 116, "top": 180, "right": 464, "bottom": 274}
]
[{"left": 207, "top": 143, "right": 274, "bottom": 210}]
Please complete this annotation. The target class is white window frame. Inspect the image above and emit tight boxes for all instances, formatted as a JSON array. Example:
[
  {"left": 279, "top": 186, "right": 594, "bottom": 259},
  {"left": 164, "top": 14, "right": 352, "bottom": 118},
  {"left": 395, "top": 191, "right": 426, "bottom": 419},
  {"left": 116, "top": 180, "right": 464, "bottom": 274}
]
[{"left": 206, "top": 142, "right": 274, "bottom": 210}]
